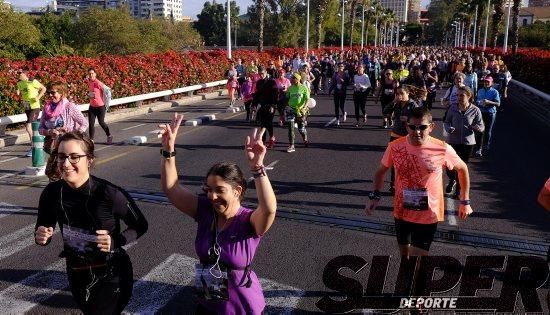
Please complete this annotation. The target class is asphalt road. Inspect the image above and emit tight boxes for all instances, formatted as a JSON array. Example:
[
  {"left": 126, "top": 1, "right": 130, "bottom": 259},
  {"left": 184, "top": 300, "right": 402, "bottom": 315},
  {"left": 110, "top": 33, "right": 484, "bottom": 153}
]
[{"left": 0, "top": 85, "right": 548, "bottom": 314}]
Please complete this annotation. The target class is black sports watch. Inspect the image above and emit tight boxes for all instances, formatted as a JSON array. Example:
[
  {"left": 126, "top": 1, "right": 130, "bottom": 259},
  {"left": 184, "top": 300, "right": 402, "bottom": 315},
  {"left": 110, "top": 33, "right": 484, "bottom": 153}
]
[
  {"left": 368, "top": 190, "right": 381, "bottom": 201},
  {"left": 160, "top": 149, "right": 176, "bottom": 160},
  {"left": 459, "top": 199, "right": 471, "bottom": 206}
]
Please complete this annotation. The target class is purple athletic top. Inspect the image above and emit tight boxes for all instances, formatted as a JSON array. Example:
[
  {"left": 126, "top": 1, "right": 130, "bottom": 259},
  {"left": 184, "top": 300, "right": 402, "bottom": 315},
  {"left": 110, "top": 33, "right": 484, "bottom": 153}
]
[{"left": 195, "top": 196, "right": 265, "bottom": 314}]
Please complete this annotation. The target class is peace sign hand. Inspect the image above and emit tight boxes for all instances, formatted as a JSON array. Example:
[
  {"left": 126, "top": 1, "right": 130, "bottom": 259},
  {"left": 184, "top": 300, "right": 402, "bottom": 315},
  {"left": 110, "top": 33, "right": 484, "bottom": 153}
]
[
  {"left": 158, "top": 113, "right": 184, "bottom": 152},
  {"left": 245, "top": 128, "right": 267, "bottom": 170}
]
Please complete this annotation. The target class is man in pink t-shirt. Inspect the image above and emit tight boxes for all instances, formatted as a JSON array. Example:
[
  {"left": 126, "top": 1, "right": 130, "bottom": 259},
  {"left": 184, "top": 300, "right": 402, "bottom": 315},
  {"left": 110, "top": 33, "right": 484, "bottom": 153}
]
[{"left": 365, "top": 107, "right": 473, "bottom": 257}]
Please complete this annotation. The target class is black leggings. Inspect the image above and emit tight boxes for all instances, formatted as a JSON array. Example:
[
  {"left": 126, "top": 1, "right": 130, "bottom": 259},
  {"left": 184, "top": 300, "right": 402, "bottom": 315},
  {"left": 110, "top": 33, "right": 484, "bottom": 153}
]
[
  {"left": 67, "top": 252, "right": 133, "bottom": 315},
  {"left": 333, "top": 92, "right": 346, "bottom": 119},
  {"left": 88, "top": 106, "right": 111, "bottom": 140},
  {"left": 446, "top": 144, "right": 473, "bottom": 191},
  {"left": 353, "top": 91, "right": 368, "bottom": 121},
  {"left": 257, "top": 104, "right": 275, "bottom": 141}
]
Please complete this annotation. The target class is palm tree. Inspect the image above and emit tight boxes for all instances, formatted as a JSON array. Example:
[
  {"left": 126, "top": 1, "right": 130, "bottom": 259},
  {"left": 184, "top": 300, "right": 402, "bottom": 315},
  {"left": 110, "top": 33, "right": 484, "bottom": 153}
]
[
  {"left": 257, "top": 0, "right": 265, "bottom": 52},
  {"left": 313, "top": 0, "right": 330, "bottom": 49},
  {"left": 490, "top": 0, "right": 504, "bottom": 48},
  {"left": 511, "top": 0, "right": 521, "bottom": 53},
  {"left": 349, "top": 0, "right": 359, "bottom": 47}
]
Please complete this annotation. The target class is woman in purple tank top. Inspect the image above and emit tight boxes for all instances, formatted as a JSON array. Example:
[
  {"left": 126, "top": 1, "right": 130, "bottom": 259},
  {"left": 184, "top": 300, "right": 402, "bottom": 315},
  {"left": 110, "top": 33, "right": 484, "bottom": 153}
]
[{"left": 159, "top": 113, "right": 277, "bottom": 314}]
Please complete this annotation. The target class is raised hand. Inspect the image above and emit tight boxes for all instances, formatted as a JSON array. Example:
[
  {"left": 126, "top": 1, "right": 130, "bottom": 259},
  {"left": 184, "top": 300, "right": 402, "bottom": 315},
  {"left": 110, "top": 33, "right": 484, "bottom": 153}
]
[
  {"left": 35, "top": 226, "right": 54, "bottom": 245},
  {"left": 245, "top": 128, "right": 267, "bottom": 170},
  {"left": 95, "top": 230, "right": 112, "bottom": 253},
  {"left": 364, "top": 200, "right": 380, "bottom": 216},
  {"left": 158, "top": 113, "right": 184, "bottom": 152}
]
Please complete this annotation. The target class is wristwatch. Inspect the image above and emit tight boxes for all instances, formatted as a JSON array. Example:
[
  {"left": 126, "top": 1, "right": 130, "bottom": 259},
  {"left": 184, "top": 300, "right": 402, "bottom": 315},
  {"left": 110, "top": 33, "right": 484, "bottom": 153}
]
[
  {"left": 459, "top": 199, "right": 471, "bottom": 206},
  {"left": 160, "top": 149, "right": 176, "bottom": 160},
  {"left": 368, "top": 190, "right": 381, "bottom": 201}
]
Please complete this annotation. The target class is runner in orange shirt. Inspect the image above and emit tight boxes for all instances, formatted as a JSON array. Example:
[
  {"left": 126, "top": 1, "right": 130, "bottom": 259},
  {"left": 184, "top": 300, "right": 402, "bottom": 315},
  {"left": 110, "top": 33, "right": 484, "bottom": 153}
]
[{"left": 365, "top": 107, "right": 473, "bottom": 257}]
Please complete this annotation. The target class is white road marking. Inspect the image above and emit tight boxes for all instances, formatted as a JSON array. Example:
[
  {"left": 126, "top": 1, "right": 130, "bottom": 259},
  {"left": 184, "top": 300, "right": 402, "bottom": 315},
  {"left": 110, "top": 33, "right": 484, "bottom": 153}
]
[
  {"left": 0, "top": 173, "right": 16, "bottom": 180},
  {"left": 0, "top": 202, "right": 25, "bottom": 219},
  {"left": 0, "top": 224, "right": 40, "bottom": 261},
  {"left": 0, "top": 157, "right": 18, "bottom": 164},
  {"left": 0, "top": 259, "right": 67, "bottom": 313},
  {"left": 324, "top": 117, "right": 337, "bottom": 127},
  {"left": 123, "top": 253, "right": 196, "bottom": 314},
  {"left": 261, "top": 277, "right": 305, "bottom": 313},
  {"left": 446, "top": 197, "right": 457, "bottom": 226},
  {"left": 215, "top": 101, "right": 226, "bottom": 105},
  {"left": 122, "top": 123, "right": 147, "bottom": 131},
  {"left": 0, "top": 243, "right": 135, "bottom": 313},
  {"left": 0, "top": 151, "right": 12, "bottom": 156}
]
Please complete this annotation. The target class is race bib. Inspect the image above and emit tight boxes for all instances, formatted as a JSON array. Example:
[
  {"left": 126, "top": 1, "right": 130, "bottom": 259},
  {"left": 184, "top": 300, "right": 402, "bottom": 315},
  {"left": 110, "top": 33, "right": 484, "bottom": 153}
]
[
  {"left": 62, "top": 224, "right": 97, "bottom": 254},
  {"left": 384, "top": 89, "right": 393, "bottom": 95},
  {"left": 402, "top": 188, "right": 429, "bottom": 211},
  {"left": 88, "top": 92, "right": 95, "bottom": 99},
  {"left": 195, "top": 264, "right": 229, "bottom": 301}
]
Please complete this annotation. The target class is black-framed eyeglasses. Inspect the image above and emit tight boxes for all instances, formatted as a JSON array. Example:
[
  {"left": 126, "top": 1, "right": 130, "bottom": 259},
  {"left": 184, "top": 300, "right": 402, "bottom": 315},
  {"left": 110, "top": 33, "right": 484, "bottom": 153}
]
[
  {"left": 47, "top": 90, "right": 58, "bottom": 95},
  {"left": 407, "top": 124, "right": 430, "bottom": 131},
  {"left": 56, "top": 154, "right": 87, "bottom": 164}
]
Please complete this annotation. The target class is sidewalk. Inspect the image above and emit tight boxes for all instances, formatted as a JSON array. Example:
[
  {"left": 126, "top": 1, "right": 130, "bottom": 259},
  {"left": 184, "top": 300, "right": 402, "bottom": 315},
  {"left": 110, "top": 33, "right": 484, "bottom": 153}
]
[{"left": 0, "top": 89, "right": 227, "bottom": 149}]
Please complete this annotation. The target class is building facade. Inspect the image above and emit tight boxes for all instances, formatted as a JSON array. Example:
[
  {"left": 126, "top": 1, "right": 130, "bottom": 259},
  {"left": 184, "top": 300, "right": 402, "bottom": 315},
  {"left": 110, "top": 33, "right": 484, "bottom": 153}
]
[
  {"left": 379, "top": 0, "right": 409, "bottom": 22},
  {"left": 130, "top": 0, "right": 183, "bottom": 21},
  {"left": 407, "top": 0, "right": 421, "bottom": 23}
]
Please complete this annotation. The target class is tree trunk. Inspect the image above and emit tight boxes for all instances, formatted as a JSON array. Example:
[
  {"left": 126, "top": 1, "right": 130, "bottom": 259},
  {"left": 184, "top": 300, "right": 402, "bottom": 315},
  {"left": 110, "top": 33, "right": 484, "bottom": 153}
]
[
  {"left": 257, "top": 0, "right": 265, "bottom": 52},
  {"left": 491, "top": 0, "right": 504, "bottom": 48},
  {"left": 315, "top": 0, "right": 329, "bottom": 49},
  {"left": 349, "top": 0, "right": 358, "bottom": 47},
  {"left": 511, "top": 0, "right": 521, "bottom": 54}
]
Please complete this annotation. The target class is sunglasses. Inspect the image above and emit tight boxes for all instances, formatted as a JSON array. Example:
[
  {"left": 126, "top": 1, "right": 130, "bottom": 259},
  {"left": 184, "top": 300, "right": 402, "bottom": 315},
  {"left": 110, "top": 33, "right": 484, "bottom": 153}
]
[
  {"left": 47, "top": 90, "right": 58, "bottom": 95},
  {"left": 56, "top": 154, "right": 87, "bottom": 164},
  {"left": 407, "top": 124, "right": 430, "bottom": 131}
]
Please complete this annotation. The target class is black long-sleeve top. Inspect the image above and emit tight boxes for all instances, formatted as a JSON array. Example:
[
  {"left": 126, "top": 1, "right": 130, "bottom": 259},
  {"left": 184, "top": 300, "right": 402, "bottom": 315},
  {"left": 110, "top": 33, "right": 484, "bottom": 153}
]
[
  {"left": 252, "top": 78, "right": 279, "bottom": 106},
  {"left": 36, "top": 176, "right": 148, "bottom": 263}
]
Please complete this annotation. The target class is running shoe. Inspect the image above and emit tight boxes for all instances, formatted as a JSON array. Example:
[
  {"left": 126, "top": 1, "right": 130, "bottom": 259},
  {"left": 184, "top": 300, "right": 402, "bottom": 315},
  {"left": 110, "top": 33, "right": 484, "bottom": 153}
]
[
  {"left": 343, "top": 112, "right": 347, "bottom": 122},
  {"left": 473, "top": 150, "right": 482, "bottom": 157},
  {"left": 355, "top": 123, "right": 359, "bottom": 128},
  {"left": 107, "top": 135, "right": 113, "bottom": 145},
  {"left": 390, "top": 120, "right": 394, "bottom": 127},
  {"left": 267, "top": 138, "right": 275, "bottom": 149},
  {"left": 25, "top": 149, "right": 33, "bottom": 157},
  {"left": 287, "top": 146, "right": 295, "bottom": 153},
  {"left": 278, "top": 117, "right": 284, "bottom": 127},
  {"left": 336, "top": 119, "right": 340, "bottom": 126},
  {"left": 363, "top": 115, "right": 367, "bottom": 123},
  {"left": 383, "top": 122, "right": 388, "bottom": 129},
  {"left": 304, "top": 140, "right": 309, "bottom": 147}
]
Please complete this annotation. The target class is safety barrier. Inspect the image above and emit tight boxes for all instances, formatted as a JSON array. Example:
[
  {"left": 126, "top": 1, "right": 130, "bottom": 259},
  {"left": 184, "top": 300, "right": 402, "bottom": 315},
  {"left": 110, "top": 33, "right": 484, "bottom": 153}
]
[
  {"left": 510, "top": 79, "right": 550, "bottom": 103},
  {"left": 0, "top": 79, "right": 228, "bottom": 136}
]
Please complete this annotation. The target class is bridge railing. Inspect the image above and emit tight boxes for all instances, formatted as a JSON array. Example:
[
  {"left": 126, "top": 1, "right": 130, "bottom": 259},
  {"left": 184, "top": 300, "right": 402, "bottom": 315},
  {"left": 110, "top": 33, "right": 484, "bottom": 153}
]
[{"left": 0, "top": 80, "right": 228, "bottom": 136}]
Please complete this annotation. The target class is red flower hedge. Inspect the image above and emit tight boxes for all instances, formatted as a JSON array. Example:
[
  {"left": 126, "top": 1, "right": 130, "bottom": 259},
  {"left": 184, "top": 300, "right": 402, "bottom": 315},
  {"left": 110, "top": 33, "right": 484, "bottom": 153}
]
[{"left": 1, "top": 47, "right": 547, "bottom": 118}]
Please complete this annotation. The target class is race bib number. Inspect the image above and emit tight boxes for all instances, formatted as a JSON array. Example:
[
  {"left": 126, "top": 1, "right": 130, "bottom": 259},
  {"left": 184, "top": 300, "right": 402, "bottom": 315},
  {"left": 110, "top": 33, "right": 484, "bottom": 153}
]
[
  {"left": 384, "top": 89, "right": 393, "bottom": 95},
  {"left": 195, "top": 264, "right": 229, "bottom": 301},
  {"left": 88, "top": 92, "right": 95, "bottom": 99},
  {"left": 21, "top": 101, "right": 31, "bottom": 110},
  {"left": 62, "top": 224, "right": 97, "bottom": 254},
  {"left": 402, "top": 188, "right": 429, "bottom": 211}
]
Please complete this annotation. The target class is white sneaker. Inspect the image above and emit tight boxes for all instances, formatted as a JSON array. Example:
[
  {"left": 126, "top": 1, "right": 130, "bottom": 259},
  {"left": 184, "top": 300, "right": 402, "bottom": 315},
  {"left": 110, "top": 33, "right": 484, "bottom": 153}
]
[
  {"left": 287, "top": 146, "right": 295, "bottom": 153},
  {"left": 336, "top": 119, "right": 340, "bottom": 126},
  {"left": 343, "top": 112, "right": 347, "bottom": 122},
  {"left": 25, "top": 149, "right": 33, "bottom": 157}
]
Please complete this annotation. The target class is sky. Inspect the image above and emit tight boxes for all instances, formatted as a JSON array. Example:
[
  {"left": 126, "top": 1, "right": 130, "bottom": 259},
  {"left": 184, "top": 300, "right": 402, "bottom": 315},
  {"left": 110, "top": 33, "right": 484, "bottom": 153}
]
[{"left": 9, "top": 0, "right": 433, "bottom": 17}]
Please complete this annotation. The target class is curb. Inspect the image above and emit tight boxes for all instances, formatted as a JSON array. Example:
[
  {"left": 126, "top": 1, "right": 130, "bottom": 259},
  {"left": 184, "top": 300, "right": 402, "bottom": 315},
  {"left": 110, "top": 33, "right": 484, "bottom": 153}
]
[{"left": 0, "top": 90, "right": 225, "bottom": 149}]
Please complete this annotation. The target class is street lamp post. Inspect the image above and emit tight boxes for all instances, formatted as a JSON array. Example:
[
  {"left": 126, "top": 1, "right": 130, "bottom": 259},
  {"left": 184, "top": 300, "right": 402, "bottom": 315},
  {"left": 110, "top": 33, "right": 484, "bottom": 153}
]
[
  {"left": 305, "top": 0, "right": 310, "bottom": 54},
  {"left": 396, "top": 24, "right": 400, "bottom": 47},
  {"left": 341, "top": 0, "right": 345, "bottom": 50},
  {"left": 226, "top": 0, "right": 232, "bottom": 59},
  {"left": 503, "top": 0, "right": 511, "bottom": 53},
  {"left": 473, "top": 5, "right": 478, "bottom": 48},
  {"left": 460, "top": 21, "right": 464, "bottom": 47},
  {"left": 374, "top": 8, "right": 379, "bottom": 47},
  {"left": 361, "top": 5, "right": 365, "bottom": 48},
  {"left": 483, "top": 0, "right": 491, "bottom": 51}
]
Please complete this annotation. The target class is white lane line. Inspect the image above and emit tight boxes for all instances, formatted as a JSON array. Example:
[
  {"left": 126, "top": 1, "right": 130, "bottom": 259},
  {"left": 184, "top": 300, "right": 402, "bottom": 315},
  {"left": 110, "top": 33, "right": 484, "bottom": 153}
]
[
  {"left": 122, "top": 123, "right": 147, "bottom": 131},
  {"left": 0, "top": 152, "right": 12, "bottom": 156},
  {"left": 0, "top": 202, "right": 25, "bottom": 219},
  {"left": 0, "top": 243, "right": 135, "bottom": 313},
  {"left": 95, "top": 145, "right": 112, "bottom": 152},
  {"left": 324, "top": 117, "right": 337, "bottom": 127},
  {"left": 0, "top": 259, "right": 67, "bottom": 313},
  {"left": 0, "top": 157, "right": 19, "bottom": 164},
  {"left": 0, "top": 173, "right": 16, "bottom": 180},
  {"left": 446, "top": 197, "right": 457, "bottom": 226},
  {"left": 261, "top": 278, "right": 305, "bottom": 313},
  {"left": 215, "top": 101, "right": 226, "bottom": 105},
  {"left": 248, "top": 160, "right": 279, "bottom": 183},
  {"left": 123, "top": 253, "right": 196, "bottom": 314},
  {"left": 0, "top": 224, "right": 39, "bottom": 261}
]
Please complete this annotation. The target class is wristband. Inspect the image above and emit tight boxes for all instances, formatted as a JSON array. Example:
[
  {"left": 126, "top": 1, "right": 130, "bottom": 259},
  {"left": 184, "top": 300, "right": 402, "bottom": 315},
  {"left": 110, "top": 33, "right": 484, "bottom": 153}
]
[
  {"left": 368, "top": 190, "right": 381, "bottom": 201},
  {"left": 251, "top": 166, "right": 267, "bottom": 178},
  {"left": 459, "top": 199, "right": 471, "bottom": 205},
  {"left": 160, "top": 149, "right": 176, "bottom": 160}
]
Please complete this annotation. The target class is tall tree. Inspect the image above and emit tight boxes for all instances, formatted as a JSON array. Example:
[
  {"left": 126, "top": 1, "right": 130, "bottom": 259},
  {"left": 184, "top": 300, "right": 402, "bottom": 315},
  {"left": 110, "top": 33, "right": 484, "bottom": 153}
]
[
  {"left": 313, "top": 0, "right": 330, "bottom": 48},
  {"left": 257, "top": 0, "right": 266, "bottom": 51},
  {"left": 510, "top": 0, "right": 521, "bottom": 53},
  {"left": 491, "top": 0, "right": 504, "bottom": 48},
  {"left": 349, "top": 0, "right": 359, "bottom": 46},
  {"left": 194, "top": 2, "right": 226, "bottom": 46}
]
